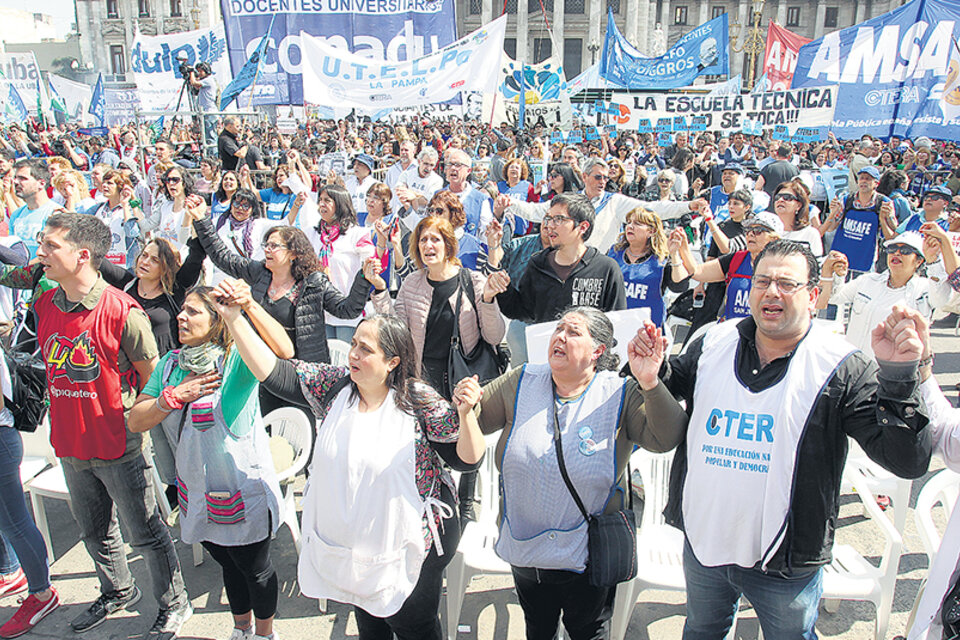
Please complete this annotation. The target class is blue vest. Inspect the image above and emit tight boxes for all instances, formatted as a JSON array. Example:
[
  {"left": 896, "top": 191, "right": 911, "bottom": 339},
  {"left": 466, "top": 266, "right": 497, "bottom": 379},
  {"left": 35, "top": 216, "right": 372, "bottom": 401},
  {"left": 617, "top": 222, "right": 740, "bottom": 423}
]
[
  {"left": 706, "top": 186, "right": 733, "bottom": 250},
  {"left": 461, "top": 188, "right": 490, "bottom": 237},
  {"left": 900, "top": 213, "right": 949, "bottom": 234},
  {"left": 831, "top": 194, "right": 884, "bottom": 273},
  {"left": 609, "top": 248, "right": 667, "bottom": 326},
  {"left": 457, "top": 232, "right": 485, "bottom": 271},
  {"left": 722, "top": 251, "right": 753, "bottom": 321}
]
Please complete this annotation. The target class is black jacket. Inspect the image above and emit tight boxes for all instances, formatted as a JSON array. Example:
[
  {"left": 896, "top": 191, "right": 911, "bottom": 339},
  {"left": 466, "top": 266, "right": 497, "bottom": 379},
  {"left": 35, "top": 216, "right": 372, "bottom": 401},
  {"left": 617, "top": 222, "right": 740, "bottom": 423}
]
[
  {"left": 193, "top": 217, "right": 369, "bottom": 363},
  {"left": 660, "top": 318, "right": 932, "bottom": 574},
  {"left": 495, "top": 246, "right": 627, "bottom": 324}
]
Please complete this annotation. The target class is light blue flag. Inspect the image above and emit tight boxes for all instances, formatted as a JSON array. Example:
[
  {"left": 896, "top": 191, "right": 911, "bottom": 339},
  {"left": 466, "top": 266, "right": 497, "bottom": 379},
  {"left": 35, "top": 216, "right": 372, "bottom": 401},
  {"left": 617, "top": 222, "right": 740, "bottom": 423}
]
[
  {"left": 5, "top": 83, "right": 28, "bottom": 123},
  {"left": 220, "top": 13, "right": 276, "bottom": 110},
  {"left": 88, "top": 73, "right": 105, "bottom": 125}
]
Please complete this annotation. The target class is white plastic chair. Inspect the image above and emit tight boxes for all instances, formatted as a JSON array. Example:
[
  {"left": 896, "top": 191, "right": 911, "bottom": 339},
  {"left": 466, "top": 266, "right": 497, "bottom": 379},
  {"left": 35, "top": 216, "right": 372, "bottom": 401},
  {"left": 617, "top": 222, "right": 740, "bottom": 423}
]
[
  {"left": 818, "top": 458, "right": 904, "bottom": 640},
  {"left": 445, "top": 433, "right": 510, "bottom": 640},
  {"left": 263, "top": 407, "right": 312, "bottom": 552},
  {"left": 841, "top": 440, "right": 913, "bottom": 534},
  {"left": 19, "top": 413, "right": 56, "bottom": 485},
  {"left": 327, "top": 339, "right": 351, "bottom": 366},
  {"left": 914, "top": 468, "right": 960, "bottom": 562}
]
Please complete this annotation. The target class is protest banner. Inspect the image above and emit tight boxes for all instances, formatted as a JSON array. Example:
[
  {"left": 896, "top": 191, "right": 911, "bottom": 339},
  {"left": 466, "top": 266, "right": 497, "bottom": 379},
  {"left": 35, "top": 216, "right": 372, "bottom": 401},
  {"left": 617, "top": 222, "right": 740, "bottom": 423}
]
[
  {"left": 481, "top": 54, "right": 572, "bottom": 129},
  {"left": 220, "top": 0, "right": 457, "bottom": 106},
  {"left": 599, "top": 11, "right": 729, "bottom": 89},
  {"left": 130, "top": 24, "right": 233, "bottom": 111},
  {"left": 820, "top": 166, "right": 851, "bottom": 202},
  {"left": 762, "top": 22, "right": 810, "bottom": 92},
  {"left": 102, "top": 88, "right": 141, "bottom": 126},
  {"left": 386, "top": 99, "right": 467, "bottom": 122},
  {"left": 0, "top": 53, "right": 42, "bottom": 109},
  {"left": 301, "top": 16, "right": 506, "bottom": 110},
  {"left": 609, "top": 86, "right": 837, "bottom": 134},
  {"left": 792, "top": 0, "right": 960, "bottom": 141}
]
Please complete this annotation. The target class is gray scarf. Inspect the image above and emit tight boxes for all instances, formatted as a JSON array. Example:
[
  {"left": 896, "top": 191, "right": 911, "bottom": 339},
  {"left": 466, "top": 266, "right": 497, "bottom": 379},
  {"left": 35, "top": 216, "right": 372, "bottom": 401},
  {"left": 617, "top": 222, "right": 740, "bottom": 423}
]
[{"left": 178, "top": 343, "right": 225, "bottom": 374}]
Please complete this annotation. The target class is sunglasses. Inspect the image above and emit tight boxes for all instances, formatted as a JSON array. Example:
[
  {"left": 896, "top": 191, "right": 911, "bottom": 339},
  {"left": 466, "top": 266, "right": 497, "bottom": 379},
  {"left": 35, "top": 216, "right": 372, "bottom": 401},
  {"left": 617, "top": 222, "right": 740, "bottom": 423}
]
[
  {"left": 427, "top": 206, "right": 446, "bottom": 215},
  {"left": 886, "top": 243, "right": 922, "bottom": 257},
  {"left": 774, "top": 192, "right": 799, "bottom": 202},
  {"left": 232, "top": 201, "right": 253, "bottom": 211},
  {"left": 162, "top": 176, "right": 182, "bottom": 185}
]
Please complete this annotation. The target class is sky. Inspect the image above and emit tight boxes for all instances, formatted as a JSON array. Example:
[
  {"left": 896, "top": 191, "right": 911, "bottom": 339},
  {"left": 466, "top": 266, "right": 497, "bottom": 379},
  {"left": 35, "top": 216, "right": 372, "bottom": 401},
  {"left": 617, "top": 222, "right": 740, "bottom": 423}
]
[{"left": 0, "top": 0, "right": 75, "bottom": 39}]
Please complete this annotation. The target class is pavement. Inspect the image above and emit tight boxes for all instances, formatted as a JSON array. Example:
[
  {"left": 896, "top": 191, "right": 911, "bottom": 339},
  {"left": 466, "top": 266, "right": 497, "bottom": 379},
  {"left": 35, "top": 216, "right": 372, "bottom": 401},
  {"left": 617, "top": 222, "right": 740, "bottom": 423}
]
[{"left": 7, "top": 316, "right": 960, "bottom": 640}]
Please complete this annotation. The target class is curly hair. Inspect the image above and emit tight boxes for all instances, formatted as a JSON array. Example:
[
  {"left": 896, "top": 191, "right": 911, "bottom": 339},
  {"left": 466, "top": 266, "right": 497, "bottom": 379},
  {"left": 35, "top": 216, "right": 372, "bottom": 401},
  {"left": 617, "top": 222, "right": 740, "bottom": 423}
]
[
  {"left": 426, "top": 190, "right": 466, "bottom": 229},
  {"left": 262, "top": 226, "right": 321, "bottom": 281}
]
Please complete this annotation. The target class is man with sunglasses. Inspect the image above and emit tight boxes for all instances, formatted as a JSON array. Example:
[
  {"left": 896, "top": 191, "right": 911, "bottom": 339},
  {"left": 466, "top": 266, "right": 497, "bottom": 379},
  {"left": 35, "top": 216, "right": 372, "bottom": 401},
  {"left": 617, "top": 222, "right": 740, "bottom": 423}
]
[
  {"left": 817, "top": 230, "right": 955, "bottom": 359},
  {"left": 824, "top": 166, "right": 897, "bottom": 274},
  {"left": 896, "top": 184, "right": 953, "bottom": 234},
  {"left": 632, "top": 238, "right": 932, "bottom": 639},
  {"left": 503, "top": 158, "right": 699, "bottom": 254}
]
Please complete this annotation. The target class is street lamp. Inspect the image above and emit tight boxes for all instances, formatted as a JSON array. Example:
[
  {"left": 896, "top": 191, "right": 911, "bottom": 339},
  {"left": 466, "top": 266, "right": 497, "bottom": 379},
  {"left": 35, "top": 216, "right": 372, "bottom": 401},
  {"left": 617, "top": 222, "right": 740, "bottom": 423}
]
[
  {"left": 730, "top": 0, "right": 766, "bottom": 90},
  {"left": 190, "top": 0, "right": 201, "bottom": 28},
  {"left": 588, "top": 39, "right": 601, "bottom": 65}
]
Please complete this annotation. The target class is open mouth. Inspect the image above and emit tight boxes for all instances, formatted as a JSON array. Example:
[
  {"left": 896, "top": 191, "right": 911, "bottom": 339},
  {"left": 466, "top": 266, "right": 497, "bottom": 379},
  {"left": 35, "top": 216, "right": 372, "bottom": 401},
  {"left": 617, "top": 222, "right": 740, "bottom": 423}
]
[
  {"left": 550, "top": 344, "right": 566, "bottom": 358},
  {"left": 759, "top": 303, "right": 783, "bottom": 321}
]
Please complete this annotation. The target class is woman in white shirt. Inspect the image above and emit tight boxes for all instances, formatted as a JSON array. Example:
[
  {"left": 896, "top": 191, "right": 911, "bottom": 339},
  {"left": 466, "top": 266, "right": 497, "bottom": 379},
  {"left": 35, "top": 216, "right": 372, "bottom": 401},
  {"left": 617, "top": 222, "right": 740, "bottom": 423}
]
[
  {"left": 149, "top": 166, "right": 192, "bottom": 246},
  {"left": 772, "top": 178, "right": 824, "bottom": 256},
  {"left": 817, "top": 228, "right": 956, "bottom": 359}
]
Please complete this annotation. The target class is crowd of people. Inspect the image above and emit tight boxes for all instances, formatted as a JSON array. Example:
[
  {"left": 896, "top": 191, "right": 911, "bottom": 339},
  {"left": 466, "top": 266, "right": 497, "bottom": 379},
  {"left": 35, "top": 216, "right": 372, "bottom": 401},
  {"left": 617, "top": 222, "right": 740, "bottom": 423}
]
[{"left": 0, "top": 111, "right": 959, "bottom": 640}]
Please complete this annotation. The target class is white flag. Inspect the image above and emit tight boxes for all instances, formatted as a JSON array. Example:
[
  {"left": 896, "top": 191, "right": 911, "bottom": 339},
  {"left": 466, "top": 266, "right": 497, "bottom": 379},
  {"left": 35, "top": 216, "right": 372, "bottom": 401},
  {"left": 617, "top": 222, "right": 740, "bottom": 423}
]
[{"left": 940, "top": 38, "right": 960, "bottom": 124}]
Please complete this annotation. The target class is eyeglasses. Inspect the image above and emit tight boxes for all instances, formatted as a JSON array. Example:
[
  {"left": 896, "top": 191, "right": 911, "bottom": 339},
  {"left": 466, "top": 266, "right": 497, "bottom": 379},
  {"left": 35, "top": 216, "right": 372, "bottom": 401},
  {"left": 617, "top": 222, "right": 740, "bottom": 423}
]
[
  {"left": 751, "top": 275, "right": 809, "bottom": 294},
  {"left": 589, "top": 173, "right": 608, "bottom": 181},
  {"left": 657, "top": 178, "right": 673, "bottom": 184},
  {"left": 447, "top": 162, "right": 470, "bottom": 170},
  {"left": 427, "top": 206, "right": 446, "bottom": 215},
  {"left": 162, "top": 176, "right": 182, "bottom": 185},
  {"left": 774, "top": 192, "right": 799, "bottom": 202},
  {"left": 549, "top": 172, "right": 561, "bottom": 178},
  {"left": 744, "top": 227, "right": 771, "bottom": 236},
  {"left": 232, "top": 201, "right": 252, "bottom": 211},
  {"left": 543, "top": 214, "right": 575, "bottom": 226},
  {"left": 625, "top": 220, "right": 653, "bottom": 229},
  {"left": 885, "top": 243, "right": 922, "bottom": 257},
  {"left": 263, "top": 242, "right": 288, "bottom": 252}
]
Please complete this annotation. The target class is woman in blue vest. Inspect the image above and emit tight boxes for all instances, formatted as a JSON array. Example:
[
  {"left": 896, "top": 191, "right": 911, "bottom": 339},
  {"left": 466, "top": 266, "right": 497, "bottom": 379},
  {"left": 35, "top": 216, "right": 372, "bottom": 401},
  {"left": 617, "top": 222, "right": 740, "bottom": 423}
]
[
  {"left": 254, "top": 165, "right": 296, "bottom": 221},
  {"left": 497, "top": 158, "right": 538, "bottom": 203},
  {"left": 425, "top": 191, "right": 490, "bottom": 273},
  {"left": 129, "top": 285, "right": 284, "bottom": 640},
  {"left": 454, "top": 306, "right": 687, "bottom": 640},
  {"left": 670, "top": 211, "right": 784, "bottom": 322},
  {"left": 607, "top": 207, "right": 688, "bottom": 327}
]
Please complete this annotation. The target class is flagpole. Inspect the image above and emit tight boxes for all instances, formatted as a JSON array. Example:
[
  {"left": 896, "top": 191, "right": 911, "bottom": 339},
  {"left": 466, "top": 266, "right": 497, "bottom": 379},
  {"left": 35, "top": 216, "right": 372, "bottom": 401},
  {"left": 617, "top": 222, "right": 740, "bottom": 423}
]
[{"left": 246, "top": 13, "right": 277, "bottom": 111}]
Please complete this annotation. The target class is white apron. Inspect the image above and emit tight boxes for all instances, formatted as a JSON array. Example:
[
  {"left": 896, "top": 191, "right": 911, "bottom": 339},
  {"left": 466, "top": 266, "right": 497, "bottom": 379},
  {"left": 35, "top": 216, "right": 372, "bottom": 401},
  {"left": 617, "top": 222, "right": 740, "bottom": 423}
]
[
  {"left": 297, "top": 388, "right": 451, "bottom": 617},
  {"left": 683, "top": 320, "right": 854, "bottom": 570}
]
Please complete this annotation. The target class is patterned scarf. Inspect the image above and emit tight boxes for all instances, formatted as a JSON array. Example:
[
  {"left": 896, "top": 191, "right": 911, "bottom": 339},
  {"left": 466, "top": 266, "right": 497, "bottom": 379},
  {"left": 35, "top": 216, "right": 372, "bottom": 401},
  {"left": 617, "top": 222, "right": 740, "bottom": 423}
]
[
  {"left": 178, "top": 343, "right": 226, "bottom": 374},
  {"left": 218, "top": 213, "right": 254, "bottom": 257},
  {"left": 316, "top": 221, "right": 341, "bottom": 269}
]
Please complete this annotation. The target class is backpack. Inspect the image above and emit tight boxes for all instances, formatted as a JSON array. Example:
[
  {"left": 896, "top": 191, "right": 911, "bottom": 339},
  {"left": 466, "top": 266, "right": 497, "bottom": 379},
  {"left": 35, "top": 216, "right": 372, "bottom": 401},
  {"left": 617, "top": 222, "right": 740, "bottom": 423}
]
[{"left": 3, "top": 345, "right": 46, "bottom": 433}]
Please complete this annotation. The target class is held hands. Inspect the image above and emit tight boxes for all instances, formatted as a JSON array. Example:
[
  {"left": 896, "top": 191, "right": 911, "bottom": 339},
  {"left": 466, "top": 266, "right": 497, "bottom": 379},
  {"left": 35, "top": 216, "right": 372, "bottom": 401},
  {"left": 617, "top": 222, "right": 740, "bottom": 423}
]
[
  {"left": 293, "top": 192, "right": 307, "bottom": 209},
  {"left": 362, "top": 257, "right": 387, "bottom": 291},
  {"left": 483, "top": 270, "right": 510, "bottom": 303},
  {"left": 822, "top": 250, "right": 848, "bottom": 279},
  {"left": 213, "top": 278, "right": 254, "bottom": 312},
  {"left": 880, "top": 200, "right": 896, "bottom": 223},
  {"left": 922, "top": 230, "right": 943, "bottom": 262},
  {"left": 667, "top": 228, "right": 685, "bottom": 255},
  {"left": 184, "top": 194, "right": 208, "bottom": 222},
  {"left": 485, "top": 218, "right": 504, "bottom": 248},
  {"left": 493, "top": 194, "right": 512, "bottom": 219},
  {"left": 870, "top": 303, "right": 924, "bottom": 363},
  {"left": 628, "top": 322, "right": 667, "bottom": 391},
  {"left": 453, "top": 375, "right": 483, "bottom": 414},
  {"left": 829, "top": 198, "right": 843, "bottom": 221}
]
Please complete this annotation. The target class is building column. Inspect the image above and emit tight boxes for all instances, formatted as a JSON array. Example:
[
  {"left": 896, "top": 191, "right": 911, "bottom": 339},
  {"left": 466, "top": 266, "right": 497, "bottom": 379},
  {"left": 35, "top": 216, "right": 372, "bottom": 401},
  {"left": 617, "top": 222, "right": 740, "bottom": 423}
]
[
  {"left": 659, "top": 0, "right": 670, "bottom": 46},
  {"left": 854, "top": 0, "right": 868, "bottom": 24},
  {"left": 482, "top": 0, "right": 493, "bottom": 27},
  {"left": 635, "top": 0, "right": 649, "bottom": 52},
  {"left": 589, "top": 0, "right": 603, "bottom": 62},
  {"left": 732, "top": 0, "right": 749, "bottom": 77},
  {"left": 626, "top": 0, "right": 639, "bottom": 44},
  {"left": 518, "top": 0, "right": 530, "bottom": 61},
  {"left": 554, "top": 0, "right": 565, "bottom": 64},
  {"left": 814, "top": 1, "right": 827, "bottom": 39},
  {"left": 776, "top": 0, "right": 786, "bottom": 26},
  {"left": 698, "top": 0, "right": 709, "bottom": 29}
]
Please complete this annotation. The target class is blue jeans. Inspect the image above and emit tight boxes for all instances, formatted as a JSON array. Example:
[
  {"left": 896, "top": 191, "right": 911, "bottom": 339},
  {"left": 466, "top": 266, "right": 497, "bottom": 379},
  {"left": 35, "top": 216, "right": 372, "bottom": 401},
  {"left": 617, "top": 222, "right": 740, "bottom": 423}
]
[
  {"left": 682, "top": 539, "right": 822, "bottom": 640},
  {"left": 62, "top": 452, "right": 186, "bottom": 608},
  {"left": 0, "top": 427, "right": 50, "bottom": 592}
]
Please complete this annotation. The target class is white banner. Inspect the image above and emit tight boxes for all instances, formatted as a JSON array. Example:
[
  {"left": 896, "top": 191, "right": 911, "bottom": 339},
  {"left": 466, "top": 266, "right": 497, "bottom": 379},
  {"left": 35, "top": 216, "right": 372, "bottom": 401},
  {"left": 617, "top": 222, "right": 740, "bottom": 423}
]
[
  {"left": 301, "top": 16, "right": 506, "bottom": 109},
  {"left": 129, "top": 24, "right": 233, "bottom": 111},
  {"left": 48, "top": 74, "right": 94, "bottom": 124},
  {"left": 482, "top": 53, "right": 572, "bottom": 129},
  {"left": 610, "top": 86, "right": 837, "bottom": 134},
  {"left": 0, "top": 53, "right": 42, "bottom": 110}
]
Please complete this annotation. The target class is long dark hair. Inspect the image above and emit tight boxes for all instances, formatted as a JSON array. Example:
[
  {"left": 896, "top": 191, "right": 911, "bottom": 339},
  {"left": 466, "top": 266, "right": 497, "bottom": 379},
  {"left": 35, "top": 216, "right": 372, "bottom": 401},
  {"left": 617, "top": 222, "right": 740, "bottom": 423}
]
[
  {"left": 263, "top": 226, "right": 321, "bottom": 281},
  {"left": 548, "top": 162, "right": 584, "bottom": 195},
  {"left": 139, "top": 238, "right": 182, "bottom": 295},
  {"left": 350, "top": 314, "right": 435, "bottom": 415},
  {"left": 216, "top": 188, "right": 263, "bottom": 231},
  {"left": 318, "top": 184, "right": 358, "bottom": 233},
  {"left": 161, "top": 166, "right": 194, "bottom": 199},
  {"left": 214, "top": 170, "right": 239, "bottom": 203}
]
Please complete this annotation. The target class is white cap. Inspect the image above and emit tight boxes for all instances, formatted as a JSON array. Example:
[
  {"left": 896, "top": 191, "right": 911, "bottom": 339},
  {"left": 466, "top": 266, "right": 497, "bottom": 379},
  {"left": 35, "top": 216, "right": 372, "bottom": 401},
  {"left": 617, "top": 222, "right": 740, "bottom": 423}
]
[
  {"left": 744, "top": 211, "right": 785, "bottom": 236},
  {"left": 887, "top": 231, "right": 925, "bottom": 257}
]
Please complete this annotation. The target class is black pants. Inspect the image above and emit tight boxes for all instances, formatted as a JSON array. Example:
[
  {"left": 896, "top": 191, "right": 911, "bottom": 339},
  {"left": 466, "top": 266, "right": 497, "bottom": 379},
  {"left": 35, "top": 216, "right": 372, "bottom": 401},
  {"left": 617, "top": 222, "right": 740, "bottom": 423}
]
[
  {"left": 512, "top": 566, "right": 615, "bottom": 640},
  {"left": 202, "top": 536, "right": 278, "bottom": 619},
  {"left": 354, "top": 484, "right": 460, "bottom": 640}
]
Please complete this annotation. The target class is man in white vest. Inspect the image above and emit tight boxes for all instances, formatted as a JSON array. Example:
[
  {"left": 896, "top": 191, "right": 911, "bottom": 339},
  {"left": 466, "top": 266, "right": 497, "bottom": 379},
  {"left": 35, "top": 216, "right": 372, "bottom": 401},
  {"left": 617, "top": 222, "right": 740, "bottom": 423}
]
[{"left": 631, "top": 238, "right": 932, "bottom": 639}]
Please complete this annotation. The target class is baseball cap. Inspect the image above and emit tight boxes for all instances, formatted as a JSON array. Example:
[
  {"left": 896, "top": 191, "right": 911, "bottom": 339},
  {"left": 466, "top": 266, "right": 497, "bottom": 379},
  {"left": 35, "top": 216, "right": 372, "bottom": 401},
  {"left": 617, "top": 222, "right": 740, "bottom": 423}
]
[
  {"left": 886, "top": 231, "right": 925, "bottom": 258},
  {"left": 857, "top": 166, "right": 881, "bottom": 180},
  {"left": 923, "top": 184, "right": 953, "bottom": 200},
  {"left": 352, "top": 153, "right": 375, "bottom": 171},
  {"left": 744, "top": 211, "right": 784, "bottom": 235},
  {"left": 721, "top": 163, "right": 745, "bottom": 175}
]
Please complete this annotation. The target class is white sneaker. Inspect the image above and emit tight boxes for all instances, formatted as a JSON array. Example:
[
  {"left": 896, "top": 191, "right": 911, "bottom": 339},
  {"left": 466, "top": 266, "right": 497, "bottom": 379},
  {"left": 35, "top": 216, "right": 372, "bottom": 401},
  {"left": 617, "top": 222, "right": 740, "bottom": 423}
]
[
  {"left": 227, "top": 627, "right": 254, "bottom": 640},
  {"left": 253, "top": 632, "right": 278, "bottom": 640}
]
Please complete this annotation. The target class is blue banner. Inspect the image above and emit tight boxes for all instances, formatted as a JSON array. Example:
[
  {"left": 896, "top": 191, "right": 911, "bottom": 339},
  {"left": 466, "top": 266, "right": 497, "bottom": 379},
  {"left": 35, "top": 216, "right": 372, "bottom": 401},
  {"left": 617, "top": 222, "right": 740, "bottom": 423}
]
[
  {"left": 5, "top": 83, "right": 28, "bottom": 122},
  {"left": 792, "top": 0, "right": 960, "bottom": 141},
  {"left": 599, "top": 10, "right": 728, "bottom": 89},
  {"left": 220, "top": 14, "right": 276, "bottom": 109},
  {"left": 88, "top": 73, "right": 105, "bottom": 125},
  {"left": 219, "top": 0, "right": 458, "bottom": 106}
]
